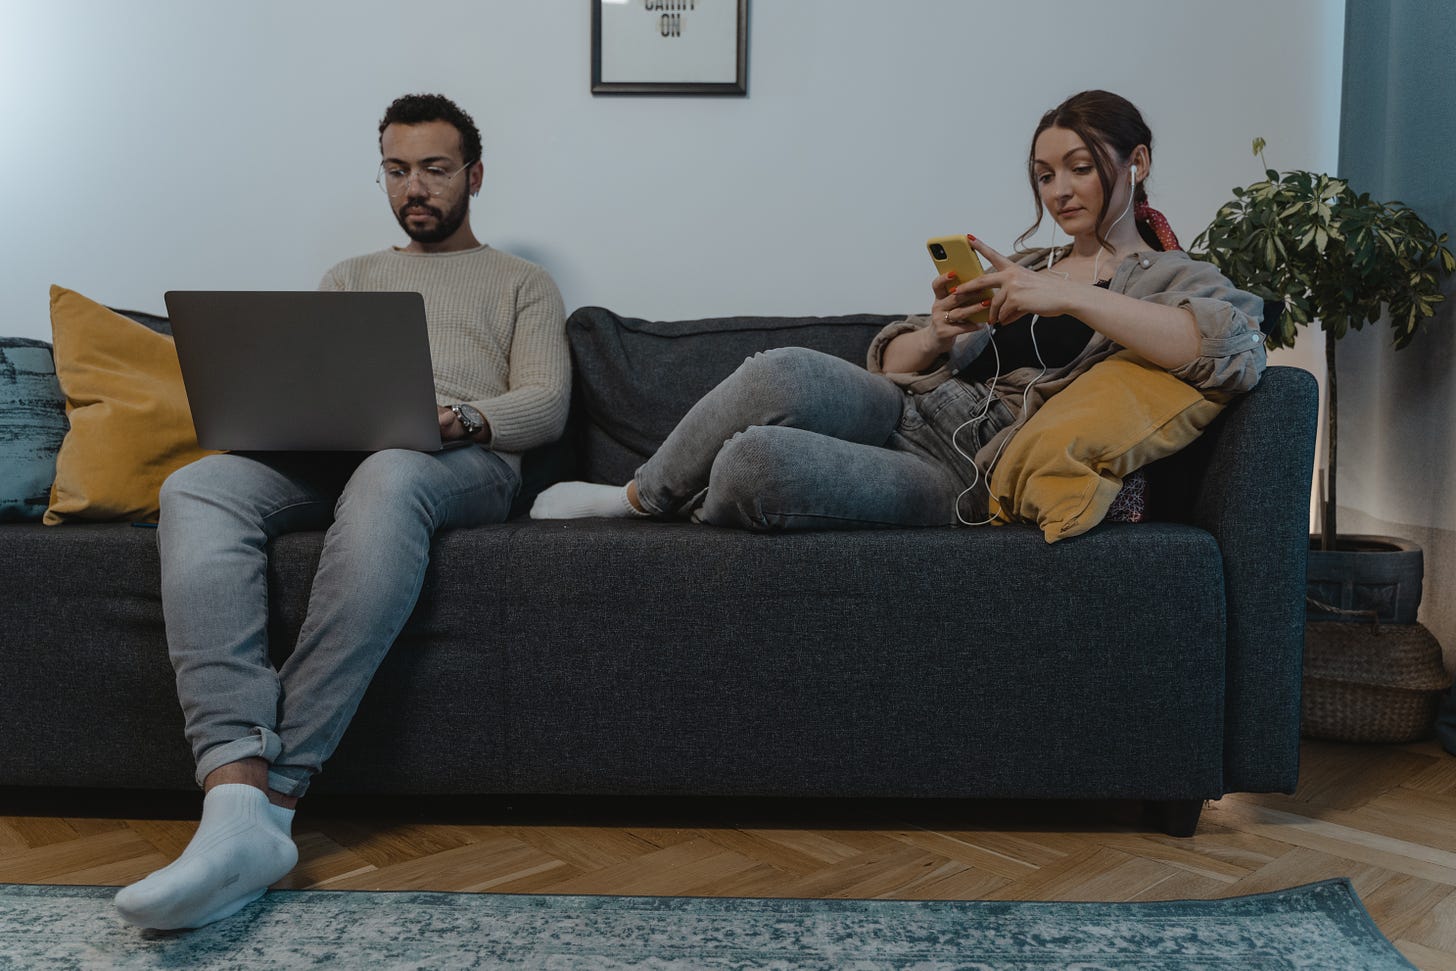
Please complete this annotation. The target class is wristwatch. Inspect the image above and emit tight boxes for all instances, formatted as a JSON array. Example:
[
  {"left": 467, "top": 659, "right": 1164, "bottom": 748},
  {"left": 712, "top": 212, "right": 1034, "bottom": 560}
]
[{"left": 449, "top": 403, "right": 486, "bottom": 439}]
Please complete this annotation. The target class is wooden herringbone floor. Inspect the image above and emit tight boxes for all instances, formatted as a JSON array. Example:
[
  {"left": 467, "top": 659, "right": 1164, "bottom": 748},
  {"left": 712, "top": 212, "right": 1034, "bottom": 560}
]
[{"left": 2, "top": 738, "right": 1453, "bottom": 969}]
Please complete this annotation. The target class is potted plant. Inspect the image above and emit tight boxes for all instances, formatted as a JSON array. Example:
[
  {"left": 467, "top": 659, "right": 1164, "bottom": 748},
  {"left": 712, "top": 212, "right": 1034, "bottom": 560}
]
[
  {"left": 1192, "top": 140, "right": 1455, "bottom": 741},
  {"left": 1193, "top": 139, "right": 1452, "bottom": 585}
]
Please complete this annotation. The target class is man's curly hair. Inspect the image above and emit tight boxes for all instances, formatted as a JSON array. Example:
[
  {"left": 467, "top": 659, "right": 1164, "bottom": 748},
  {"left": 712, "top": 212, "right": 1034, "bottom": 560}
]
[{"left": 378, "top": 93, "right": 482, "bottom": 164}]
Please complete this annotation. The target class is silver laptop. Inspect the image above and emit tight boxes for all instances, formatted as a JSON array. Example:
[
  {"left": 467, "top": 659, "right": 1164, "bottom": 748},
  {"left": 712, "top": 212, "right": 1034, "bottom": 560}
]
[{"left": 166, "top": 290, "right": 450, "bottom": 452}]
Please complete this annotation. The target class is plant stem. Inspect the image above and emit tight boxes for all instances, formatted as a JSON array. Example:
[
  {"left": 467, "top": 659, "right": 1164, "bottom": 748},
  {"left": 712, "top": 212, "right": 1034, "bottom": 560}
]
[{"left": 1322, "top": 327, "right": 1337, "bottom": 551}]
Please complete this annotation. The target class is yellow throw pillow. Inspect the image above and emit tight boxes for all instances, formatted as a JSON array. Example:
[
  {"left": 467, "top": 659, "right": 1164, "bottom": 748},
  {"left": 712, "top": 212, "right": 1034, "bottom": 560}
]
[
  {"left": 44, "top": 285, "right": 218, "bottom": 525},
  {"left": 988, "top": 350, "right": 1225, "bottom": 543}
]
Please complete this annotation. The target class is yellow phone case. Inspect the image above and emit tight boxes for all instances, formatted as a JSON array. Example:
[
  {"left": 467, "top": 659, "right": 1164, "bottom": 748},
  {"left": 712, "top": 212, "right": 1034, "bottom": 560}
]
[{"left": 927, "top": 235, "right": 991, "bottom": 325}]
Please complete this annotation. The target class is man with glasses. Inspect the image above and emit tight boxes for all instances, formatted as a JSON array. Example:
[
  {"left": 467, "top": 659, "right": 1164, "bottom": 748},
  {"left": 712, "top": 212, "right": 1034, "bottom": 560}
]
[{"left": 115, "top": 93, "right": 569, "bottom": 930}]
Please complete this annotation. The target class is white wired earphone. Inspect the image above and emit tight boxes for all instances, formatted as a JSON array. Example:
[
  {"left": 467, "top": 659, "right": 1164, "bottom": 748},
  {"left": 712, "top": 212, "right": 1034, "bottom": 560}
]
[
  {"left": 1092, "top": 163, "right": 1137, "bottom": 284},
  {"left": 949, "top": 162, "right": 1139, "bottom": 526}
]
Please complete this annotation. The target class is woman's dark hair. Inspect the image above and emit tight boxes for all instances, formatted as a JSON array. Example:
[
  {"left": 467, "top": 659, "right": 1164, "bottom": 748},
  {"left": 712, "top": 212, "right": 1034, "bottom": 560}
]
[
  {"left": 378, "top": 93, "right": 483, "bottom": 165},
  {"left": 1016, "top": 90, "right": 1158, "bottom": 253}
]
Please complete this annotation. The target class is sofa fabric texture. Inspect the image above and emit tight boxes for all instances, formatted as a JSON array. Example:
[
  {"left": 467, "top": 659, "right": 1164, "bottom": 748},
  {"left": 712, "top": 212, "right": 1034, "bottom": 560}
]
[{"left": 0, "top": 306, "right": 1319, "bottom": 821}]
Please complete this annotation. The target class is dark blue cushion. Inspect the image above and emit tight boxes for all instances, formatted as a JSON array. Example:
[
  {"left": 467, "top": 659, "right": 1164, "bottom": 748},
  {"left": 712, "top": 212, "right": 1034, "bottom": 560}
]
[
  {"left": 0, "top": 338, "right": 68, "bottom": 522},
  {"left": 110, "top": 307, "right": 172, "bottom": 335}
]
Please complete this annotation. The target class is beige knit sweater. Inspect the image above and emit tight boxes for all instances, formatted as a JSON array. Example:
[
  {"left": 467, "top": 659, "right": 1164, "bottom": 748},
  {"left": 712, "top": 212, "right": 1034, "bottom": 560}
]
[{"left": 319, "top": 245, "right": 569, "bottom": 472}]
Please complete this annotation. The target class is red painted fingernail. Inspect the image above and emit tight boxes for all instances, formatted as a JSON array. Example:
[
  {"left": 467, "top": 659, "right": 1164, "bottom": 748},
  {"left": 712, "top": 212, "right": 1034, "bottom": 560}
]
[
  {"left": 946, "top": 271, "right": 958, "bottom": 280},
  {"left": 980, "top": 300, "right": 992, "bottom": 307},
  {"left": 967, "top": 234, "right": 978, "bottom": 241}
]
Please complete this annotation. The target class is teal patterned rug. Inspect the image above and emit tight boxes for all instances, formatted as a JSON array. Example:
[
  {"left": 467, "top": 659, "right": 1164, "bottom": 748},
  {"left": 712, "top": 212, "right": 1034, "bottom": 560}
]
[{"left": 0, "top": 878, "right": 1414, "bottom": 970}]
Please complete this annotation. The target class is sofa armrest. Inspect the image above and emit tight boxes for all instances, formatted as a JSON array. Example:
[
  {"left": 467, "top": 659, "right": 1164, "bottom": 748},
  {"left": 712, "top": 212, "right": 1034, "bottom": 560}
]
[{"left": 1187, "top": 365, "right": 1319, "bottom": 792}]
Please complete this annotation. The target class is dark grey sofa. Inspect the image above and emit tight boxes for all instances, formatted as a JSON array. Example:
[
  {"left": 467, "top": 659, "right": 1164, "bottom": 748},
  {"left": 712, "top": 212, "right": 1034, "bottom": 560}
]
[{"left": 0, "top": 306, "right": 1318, "bottom": 837}]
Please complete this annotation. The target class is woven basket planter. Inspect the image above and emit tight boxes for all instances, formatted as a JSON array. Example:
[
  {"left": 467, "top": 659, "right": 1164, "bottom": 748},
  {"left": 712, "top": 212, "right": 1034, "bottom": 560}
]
[{"left": 1302, "top": 621, "right": 1452, "bottom": 743}]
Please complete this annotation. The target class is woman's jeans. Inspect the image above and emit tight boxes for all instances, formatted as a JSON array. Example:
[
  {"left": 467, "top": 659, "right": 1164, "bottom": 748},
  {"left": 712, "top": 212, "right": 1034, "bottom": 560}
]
[
  {"left": 158, "top": 446, "right": 519, "bottom": 798},
  {"left": 635, "top": 347, "right": 1001, "bottom": 530}
]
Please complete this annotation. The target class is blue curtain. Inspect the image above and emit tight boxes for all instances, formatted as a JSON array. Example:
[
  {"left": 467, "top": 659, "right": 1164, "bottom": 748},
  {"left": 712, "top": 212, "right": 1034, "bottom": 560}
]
[
  {"left": 1339, "top": 0, "right": 1456, "bottom": 752},
  {"left": 1341, "top": 2, "right": 1456, "bottom": 229}
]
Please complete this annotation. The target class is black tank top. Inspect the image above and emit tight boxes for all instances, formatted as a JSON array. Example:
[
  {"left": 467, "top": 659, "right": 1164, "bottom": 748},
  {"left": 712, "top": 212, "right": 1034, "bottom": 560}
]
[{"left": 959, "top": 279, "right": 1108, "bottom": 383}]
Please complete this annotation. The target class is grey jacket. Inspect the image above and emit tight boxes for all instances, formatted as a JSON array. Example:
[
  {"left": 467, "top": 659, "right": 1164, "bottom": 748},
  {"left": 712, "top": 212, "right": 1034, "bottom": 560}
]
[{"left": 866, "top": 247, "right": 1268, "bottom": 490}]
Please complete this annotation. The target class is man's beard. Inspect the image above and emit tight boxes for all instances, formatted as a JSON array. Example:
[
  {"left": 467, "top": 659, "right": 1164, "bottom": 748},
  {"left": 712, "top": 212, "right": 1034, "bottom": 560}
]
[{"left": 395, "top": 191, "right": 469, "bottom": 244}]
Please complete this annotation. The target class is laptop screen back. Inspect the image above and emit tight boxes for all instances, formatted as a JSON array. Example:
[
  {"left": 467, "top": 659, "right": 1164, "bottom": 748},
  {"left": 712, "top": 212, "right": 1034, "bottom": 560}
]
[{"left": 165, "top": 290, "right": 444, "bottom": 452}]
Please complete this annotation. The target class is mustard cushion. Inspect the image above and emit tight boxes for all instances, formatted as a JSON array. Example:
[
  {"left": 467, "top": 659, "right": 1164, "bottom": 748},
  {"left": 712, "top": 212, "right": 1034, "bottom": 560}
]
[
  {"left": 44, "top": 285, "right": 218, "bottom": 525},
  {"left": 988, "top": 350, "right": 1225, "bottom": 543}
]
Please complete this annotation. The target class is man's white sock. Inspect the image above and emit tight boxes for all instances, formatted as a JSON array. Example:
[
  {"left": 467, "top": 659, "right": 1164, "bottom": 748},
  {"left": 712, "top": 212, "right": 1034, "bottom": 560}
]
[
  {"left": 530, "top": 482, "right": 648, "bottom": 519},
  {"left": 114, "top": 784, "right": 298, "bottom": 930},
  {"left": 267, "top": 802, "right": 295, "bottom": 838}
]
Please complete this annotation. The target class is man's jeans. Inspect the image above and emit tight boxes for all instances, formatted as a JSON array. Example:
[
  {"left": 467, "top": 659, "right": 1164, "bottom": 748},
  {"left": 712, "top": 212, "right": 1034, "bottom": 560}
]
[
  {"left": 158, "top": 446, "right": 519, "bottom": 797},
  {"left": 635, "top": 347, "right": 1010, "bottom": 530}
]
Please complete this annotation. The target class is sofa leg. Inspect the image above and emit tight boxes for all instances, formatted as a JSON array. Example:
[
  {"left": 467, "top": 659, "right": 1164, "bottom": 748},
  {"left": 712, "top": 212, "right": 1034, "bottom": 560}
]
[{"left": 1145, "top": 798, "right": 1204, "bottom": 837}]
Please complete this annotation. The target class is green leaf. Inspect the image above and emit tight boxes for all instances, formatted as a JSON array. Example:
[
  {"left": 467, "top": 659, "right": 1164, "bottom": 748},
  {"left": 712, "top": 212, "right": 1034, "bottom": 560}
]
[{"left": 1195, "top": 151, "right": 1450, "bottom": 355}]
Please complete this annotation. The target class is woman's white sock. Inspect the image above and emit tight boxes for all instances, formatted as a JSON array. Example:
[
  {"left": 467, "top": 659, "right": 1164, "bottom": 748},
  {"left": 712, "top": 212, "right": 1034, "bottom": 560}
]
[
  {"left": 114, "top": 784, "right": 298, "bottom": 930},
  {"left": 530, "top": 482, "right": 648, "bottom": 519}
]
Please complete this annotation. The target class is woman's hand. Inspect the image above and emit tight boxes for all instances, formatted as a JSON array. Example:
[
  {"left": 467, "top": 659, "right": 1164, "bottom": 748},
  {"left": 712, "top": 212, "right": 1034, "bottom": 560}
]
[
  {"left": 926, "top": 270, "right": 992, "bottom": 354},
  {"left": 880, "top": 265, "right": 993, "bottom": 373},
  {"left": 967, "top": 235, "right": 1202, "bottom": 368},
  {"left": 963, "top": 236, "right": 1081, "bottom": 325}
]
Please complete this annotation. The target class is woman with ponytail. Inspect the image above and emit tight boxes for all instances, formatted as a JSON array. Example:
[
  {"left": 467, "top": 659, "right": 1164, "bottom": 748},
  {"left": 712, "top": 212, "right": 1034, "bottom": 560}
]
[{"left": 533, "top": 90, "right": 1266, "bottom": 530}]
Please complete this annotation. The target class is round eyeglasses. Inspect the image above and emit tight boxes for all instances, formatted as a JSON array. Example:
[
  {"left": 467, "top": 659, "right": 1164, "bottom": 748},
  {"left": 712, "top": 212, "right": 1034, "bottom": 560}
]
[{"left": 376, "top": 161, "right": 473, "bottom": 198}]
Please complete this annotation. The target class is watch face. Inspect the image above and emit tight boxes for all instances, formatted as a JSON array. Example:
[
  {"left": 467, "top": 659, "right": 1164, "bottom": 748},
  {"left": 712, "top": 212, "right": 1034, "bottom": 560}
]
[{"left": 456, "top": 404, "right": 484, "bottom": 432}]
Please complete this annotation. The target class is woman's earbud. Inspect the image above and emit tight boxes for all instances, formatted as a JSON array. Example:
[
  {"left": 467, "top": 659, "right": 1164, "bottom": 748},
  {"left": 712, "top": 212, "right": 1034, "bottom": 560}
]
[{"left": 1130, "top": 163, "right": 1138, "bottom": 186}]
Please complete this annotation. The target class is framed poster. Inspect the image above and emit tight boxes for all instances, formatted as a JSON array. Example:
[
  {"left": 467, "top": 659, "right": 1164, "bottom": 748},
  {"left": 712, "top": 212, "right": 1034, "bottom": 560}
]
[{"left": 592, "top": 0, "right": 748, "bottom": 96}]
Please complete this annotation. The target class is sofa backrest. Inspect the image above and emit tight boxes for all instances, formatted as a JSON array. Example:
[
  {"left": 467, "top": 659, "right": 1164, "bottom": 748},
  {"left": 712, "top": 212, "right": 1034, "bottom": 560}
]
[{"left": 562, "top": 306, "right": 904, "bottom": 485}]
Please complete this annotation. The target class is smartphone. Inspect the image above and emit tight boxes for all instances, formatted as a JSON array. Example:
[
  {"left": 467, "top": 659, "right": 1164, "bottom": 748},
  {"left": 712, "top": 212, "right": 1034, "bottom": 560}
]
[{"left": 927, "top": 235, "right": 991, "bottom": 325}]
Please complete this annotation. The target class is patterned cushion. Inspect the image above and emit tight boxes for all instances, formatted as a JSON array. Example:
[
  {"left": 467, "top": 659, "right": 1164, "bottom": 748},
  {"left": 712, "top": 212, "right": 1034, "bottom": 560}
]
[
  {"left": 1104, "top": 468, "right": 1148, "bottom": 523},
  {"left": 0, "top": 338, "right": 68, "bottom": 522}
]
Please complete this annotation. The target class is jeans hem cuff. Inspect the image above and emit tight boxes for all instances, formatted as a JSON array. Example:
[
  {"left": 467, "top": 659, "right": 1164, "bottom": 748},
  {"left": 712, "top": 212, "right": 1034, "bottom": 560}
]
[
  {"left": 193, "top": 727, "right": 283, "bottom": 788},
  {"left": 265, "top": 770, "right": 310, "bottom": 799},
  {"left": 631, "top": 479, "right": 669, "bottom": 517}
]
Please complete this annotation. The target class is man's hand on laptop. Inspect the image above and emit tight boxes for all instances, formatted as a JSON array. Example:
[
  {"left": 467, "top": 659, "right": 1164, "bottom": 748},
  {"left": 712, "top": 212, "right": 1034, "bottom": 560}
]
[
  {"left": 438, "top": 404, "right": 488, "bottom": 443},
  {"left": 438, "top": 406, "right": 466, "bottom": 441}
]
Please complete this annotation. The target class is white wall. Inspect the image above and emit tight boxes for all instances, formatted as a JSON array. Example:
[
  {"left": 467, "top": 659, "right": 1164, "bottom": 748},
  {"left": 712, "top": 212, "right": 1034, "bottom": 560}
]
[{"left": 4, "top": 0, "right": 1344, "bottom": 342}]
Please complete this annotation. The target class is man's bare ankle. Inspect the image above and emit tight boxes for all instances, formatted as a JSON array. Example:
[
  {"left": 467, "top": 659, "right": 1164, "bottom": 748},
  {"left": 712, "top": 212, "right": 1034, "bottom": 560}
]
[
  {"left": 267, "top": 790, "right": 299, "bottom": 810},
  {"left": 202, "top": 759, "right": 298, "bottom": 808},
  {"left": 202, "top": 757, "right": 269, "bottom": 794}
]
